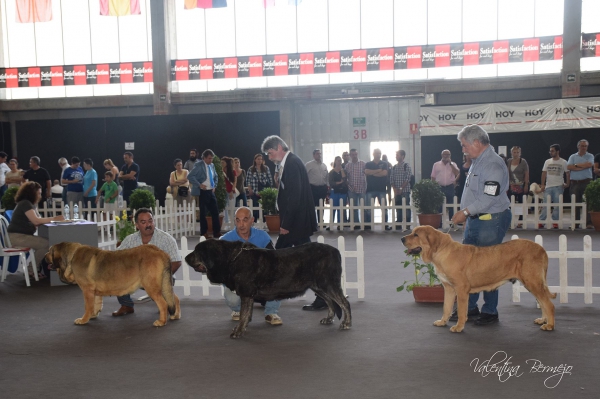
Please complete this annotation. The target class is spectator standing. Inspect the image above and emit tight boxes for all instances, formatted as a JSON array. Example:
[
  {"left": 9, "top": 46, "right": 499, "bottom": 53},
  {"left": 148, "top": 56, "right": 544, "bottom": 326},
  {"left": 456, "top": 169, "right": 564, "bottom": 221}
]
[
  {"left": 567, "top": 139, "right": 594, "bottom": 228},
  {"left": 221, "top": 156, "right": 237, "bottom": 225},
  {"left": 456, "top": 154, "right": 472, "bottom": 203},
  {"left": 61, "top": 156, "right": 84, "bottom": 206},
  {"left": 328, "top": 156, "right": 348, "bottom": 228},
  {"left": 5, "top": 159, "right": 23, "bottom": 189},
  {"left": 50, "top": 180, "right": 63, "bottom": 199},
  {"left": 184, "top": 149, "right": 201, "bottom": 220},
  {"left": 506, "top": 147, "right": 530, "bottom": 225},
  {"left": 247, "top": 154, "right": 274, "bottom": 219},
  {"left": 188, "top": 149, "right": 220, "bottom": 238},
  {"left": 261, "top": 135, "right": 320, "bottom": 310},
  {"left": 305, "top": 149, "right": 329, "bottom": 222},
  {"left": 431, "top": 150, "right": 460, "bottom": 220},
  {"left": 0, "top": 152, "right": 10, "bottom": 198},
  {"left": 96, "top": 171, "right": 119, "bottom": 213},
  {"left": 341, "top": 151, "right": 350, "bottom": 170},
  {"left": 345, "top": 148, "right": 367, "bottom": 228},
  {"left": 82, "top": 159, "right": 98, "bottom": 216},
  {"left": 169, "top": 158, "right": 190, "bottom": 208},
  {"left": 365, "top": 148, "right": 389, "bottom": 229},
  {"left": 233, "top": 157, "right": 247, "bottom": 207},
  {"left": 451, "top": 125, "right": 511, "bottom": 326},
  {"left": 58, "top": 157, "right": 69, "bottom": 204},
  {"left": 382, "top": 154, "right": 393, "bottom": 206},
  {"left": 119, "top": 152, "right": 139, "bottom": 204},
  {"left": 23, "top": 156, "right": 51, "bottom": 203},
  {"left": 390, "top": 150, "right": 412, "bottom": 229},
  {"left": 539, "top": 144, "right": 570, "bottom": 228}
]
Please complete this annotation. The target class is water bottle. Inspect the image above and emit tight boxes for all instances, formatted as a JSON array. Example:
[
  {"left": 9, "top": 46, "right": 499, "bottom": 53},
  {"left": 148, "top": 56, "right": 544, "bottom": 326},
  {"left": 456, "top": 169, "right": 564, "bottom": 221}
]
[
  {"left": 73, "top": 204, "right": 79, "bottom": 220},
  {"left": 117, "top": 194, "right": 124, "bottom": 209},
  {"left": 64, "top": 204, "right": 69, "bottom": 219}
]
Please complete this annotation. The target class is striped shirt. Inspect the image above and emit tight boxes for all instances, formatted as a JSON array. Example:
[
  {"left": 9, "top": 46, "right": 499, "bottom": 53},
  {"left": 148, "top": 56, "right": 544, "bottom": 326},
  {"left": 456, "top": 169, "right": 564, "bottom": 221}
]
[
  {"left": 345, "top": 160, "right": 367, "bottom": 194},
  {"left": 117, "top": 228, "right": 181, "bottom": 262}
]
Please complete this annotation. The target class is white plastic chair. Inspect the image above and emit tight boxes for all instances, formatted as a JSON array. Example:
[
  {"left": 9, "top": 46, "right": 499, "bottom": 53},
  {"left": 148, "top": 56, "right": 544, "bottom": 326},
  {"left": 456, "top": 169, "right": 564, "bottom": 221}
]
[{"left": 0, "top": 215, "right": 37, "bottom": 287}]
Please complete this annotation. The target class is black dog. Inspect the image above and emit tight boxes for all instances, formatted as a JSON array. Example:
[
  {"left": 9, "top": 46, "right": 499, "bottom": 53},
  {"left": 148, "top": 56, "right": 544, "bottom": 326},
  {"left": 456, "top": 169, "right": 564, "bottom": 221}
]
[{"left": 185, "top": 239, "right": 352, "bottom": 338}]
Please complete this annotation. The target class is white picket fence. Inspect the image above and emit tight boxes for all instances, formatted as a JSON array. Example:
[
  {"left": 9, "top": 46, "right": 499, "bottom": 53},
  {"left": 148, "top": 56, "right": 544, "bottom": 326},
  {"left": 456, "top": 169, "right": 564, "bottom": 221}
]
[
  {"left": 176, "top": 235, "right": 365, "bottom": 299},
  {"left": 313, "top": 194, "right": 587, "bottom": 232},
  {"left": 511, "top": 234, "right": 600, "bottom": 304}
]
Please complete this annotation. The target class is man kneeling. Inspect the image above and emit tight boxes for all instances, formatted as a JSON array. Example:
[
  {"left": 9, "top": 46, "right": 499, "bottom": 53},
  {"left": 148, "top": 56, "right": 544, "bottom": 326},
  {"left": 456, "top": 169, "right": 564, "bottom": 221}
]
[{"left": 220, "top": 207, "right": 282, "bottom": 326}]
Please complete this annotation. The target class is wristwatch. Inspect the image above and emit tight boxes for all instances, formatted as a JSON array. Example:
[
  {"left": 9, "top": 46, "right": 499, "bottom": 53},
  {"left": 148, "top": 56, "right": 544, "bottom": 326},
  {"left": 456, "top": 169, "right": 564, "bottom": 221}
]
[{"left": 463, "top": 209, "right": 469, "bottom": 217}]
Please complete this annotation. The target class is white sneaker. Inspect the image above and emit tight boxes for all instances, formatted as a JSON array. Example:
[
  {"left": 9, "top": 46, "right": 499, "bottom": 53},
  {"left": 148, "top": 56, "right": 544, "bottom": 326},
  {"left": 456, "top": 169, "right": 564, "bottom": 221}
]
[
  {"left": 265, "top": 314, "right": 283, "bottom": 325},
  {"left": 231, "top": 311, "right": 240, "bottom": 321}
]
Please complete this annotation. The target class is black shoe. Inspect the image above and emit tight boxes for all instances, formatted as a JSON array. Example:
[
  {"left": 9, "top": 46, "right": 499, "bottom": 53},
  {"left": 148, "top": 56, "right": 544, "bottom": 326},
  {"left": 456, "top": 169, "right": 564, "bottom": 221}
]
[
  {"left": 474, "top": 313, "right": 499, "bottom": 326},
  {"left": 449, "top": 307, "right": 480, "bottom": 322},
  {"left": 302, "top": 301, "right": 328, "bottom": 311}
]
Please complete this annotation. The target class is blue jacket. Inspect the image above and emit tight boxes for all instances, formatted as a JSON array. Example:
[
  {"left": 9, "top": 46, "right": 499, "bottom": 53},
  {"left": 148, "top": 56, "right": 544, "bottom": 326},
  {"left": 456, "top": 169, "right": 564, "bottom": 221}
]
[{"left": 188, "top": 161, "right": 218, "bottom": 196}]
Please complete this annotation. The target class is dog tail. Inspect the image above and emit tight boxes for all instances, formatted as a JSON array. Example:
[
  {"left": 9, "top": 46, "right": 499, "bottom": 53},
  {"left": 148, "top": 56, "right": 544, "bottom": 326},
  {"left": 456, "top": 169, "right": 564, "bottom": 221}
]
[{"left": 161, "top": 262, "right": 176, "bottom": 316}]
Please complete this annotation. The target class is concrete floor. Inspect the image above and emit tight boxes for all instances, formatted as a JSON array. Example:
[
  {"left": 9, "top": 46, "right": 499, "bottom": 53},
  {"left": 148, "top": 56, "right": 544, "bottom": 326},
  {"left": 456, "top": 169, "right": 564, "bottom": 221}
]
[{"left": 1, "top": 229, "right": 599, "bottom": 399}]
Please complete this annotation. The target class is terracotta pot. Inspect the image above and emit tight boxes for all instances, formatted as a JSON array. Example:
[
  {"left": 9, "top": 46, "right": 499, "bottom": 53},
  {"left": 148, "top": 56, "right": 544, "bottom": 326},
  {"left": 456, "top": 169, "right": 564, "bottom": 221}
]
[
  {"left": 590, "top": 212, "right": 600, "bottom": 232},
  {"left": 412, "top": 285, "right": 445, "bottom": 303},
  {"left": 264, "top": 215, "right": 280, "bottom": 233},
  {"left": 417, "top": 213, "right": 442, "bottom": 228},
  {"left": 205, "top": 215, "right": 225, "bottom": 237}
]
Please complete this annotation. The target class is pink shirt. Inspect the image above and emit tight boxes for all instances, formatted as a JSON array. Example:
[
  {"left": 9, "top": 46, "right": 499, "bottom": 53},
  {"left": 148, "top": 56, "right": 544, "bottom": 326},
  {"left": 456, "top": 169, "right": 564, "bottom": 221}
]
[{"left": 431, "top": 160, "right": 458, "bottom": 186}]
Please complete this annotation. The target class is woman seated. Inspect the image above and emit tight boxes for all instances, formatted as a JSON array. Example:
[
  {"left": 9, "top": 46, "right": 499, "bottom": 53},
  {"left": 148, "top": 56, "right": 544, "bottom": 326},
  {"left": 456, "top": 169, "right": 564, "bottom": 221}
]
[{"left": 7, "top": 182, "right": 64, "bottom": 277}]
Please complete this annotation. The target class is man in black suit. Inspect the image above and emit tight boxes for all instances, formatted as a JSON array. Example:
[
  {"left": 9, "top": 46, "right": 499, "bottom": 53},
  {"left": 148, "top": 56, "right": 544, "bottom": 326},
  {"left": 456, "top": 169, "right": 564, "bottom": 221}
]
[{"left": 261, "top": 135, "right": 326, "bottom": 311}]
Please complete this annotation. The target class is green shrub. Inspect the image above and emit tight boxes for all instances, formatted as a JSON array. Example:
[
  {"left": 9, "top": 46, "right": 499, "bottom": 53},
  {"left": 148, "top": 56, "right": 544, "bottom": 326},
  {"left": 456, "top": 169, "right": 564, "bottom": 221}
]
[
  {"left": 258, "top": 187, "right": 279, "bottom": 215},
  {"left": 584, "top": 179, "right": 600, "bottom": 212},
  {"left": 212, "top": 155, "right": 227, "bottom": 217},
  {"left": 411, "top": 179, "right": 445, "bottom": 214},
  {"left": 1, "top": 186, "right": 19, "bottom": 210},
  {"left": 128, "top": 188, "right": 156, "bottom": 211}
]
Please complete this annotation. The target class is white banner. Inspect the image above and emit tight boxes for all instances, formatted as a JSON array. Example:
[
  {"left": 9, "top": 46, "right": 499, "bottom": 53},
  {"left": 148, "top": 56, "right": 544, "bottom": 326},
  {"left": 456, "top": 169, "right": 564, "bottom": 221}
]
[{"left": 420, "top": 97, "right": 600, "bottom": 136}]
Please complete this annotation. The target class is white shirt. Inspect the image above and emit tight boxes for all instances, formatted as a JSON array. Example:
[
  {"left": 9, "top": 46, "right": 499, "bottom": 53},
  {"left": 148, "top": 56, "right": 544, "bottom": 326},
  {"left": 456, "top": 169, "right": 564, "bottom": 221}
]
[
  {"left": 0, "top": 163, "right": 9, "bottom": 186},
  {"left": 278, "top": 151, "right": 291, "bottom": 182},
  {"left": 202, "top": 162, "right": 213, "bottom": 189},
  {"left": 305, "top": 160, "right": 328, "bottom": 186},
  {"left": 117, "top": 228, "right": 181, "bottom": 262},
  {"left": 543, "top": 158, "right": 569, "bottom": 188}
]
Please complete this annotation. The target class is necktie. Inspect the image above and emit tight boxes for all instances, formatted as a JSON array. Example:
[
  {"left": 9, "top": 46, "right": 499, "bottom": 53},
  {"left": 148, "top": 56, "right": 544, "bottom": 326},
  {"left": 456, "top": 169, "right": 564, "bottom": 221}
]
[{"left": 208, "top": 164, "right": 214, "bottom": 189}]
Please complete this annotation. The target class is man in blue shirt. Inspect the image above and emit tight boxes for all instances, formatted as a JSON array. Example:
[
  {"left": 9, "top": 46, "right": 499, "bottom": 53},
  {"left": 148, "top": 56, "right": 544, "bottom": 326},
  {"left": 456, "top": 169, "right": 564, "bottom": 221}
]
[
  {"left": 61, "top": 156, "right": 84, "bottom": 206},
  {"left": 220, "top": 206, "right": 282, "bottom": 325},
  {"left": 451, "top": 125, "right": 511, "bottom": 326},
  {"left": 188, "top": 149, "right": 221, "bottom": 238},
  {"left": 567, "top": 140, "right": 594, "bottom": 228}
]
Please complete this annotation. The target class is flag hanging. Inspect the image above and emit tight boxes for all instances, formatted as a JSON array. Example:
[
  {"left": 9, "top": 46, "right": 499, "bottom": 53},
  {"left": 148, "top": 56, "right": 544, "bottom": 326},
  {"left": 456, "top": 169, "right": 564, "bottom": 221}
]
[
  {"left": 16, "top": 0, "right": 53, "bottom": 23},
  {"left": 185, "top": 0, "right": 227, "bottom": 9},
  {"left": 99, "top": 0, "right": 141, "bottom": 16}
]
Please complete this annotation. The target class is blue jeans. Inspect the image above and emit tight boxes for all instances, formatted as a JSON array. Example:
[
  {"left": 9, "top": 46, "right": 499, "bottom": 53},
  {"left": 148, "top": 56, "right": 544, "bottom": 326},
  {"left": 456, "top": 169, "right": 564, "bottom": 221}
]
[
  {"left": 539, "top": 186, "right": 563, "bottom": 221},
  {"left": 365, "top": 191, "right": 387, "bottom": 223},
  {"left": 235, "top": 192, "right": 248, "bottom": 207},
  {"left": 330, "top": 191, "right": 348, "bottom": 223},
  {"left": 465, "top": 208, "right": 511, "bottom": 315},
  {"left": 118, "top": 294, "right": 134, "bottom": 308},
  {"left": 395, "top": 192, "right": 411, "bottom": 223},
  {"left": 223, "top": 286, "right": 281, "bottom": 315},
  {"left": 347, "top": 191, "right": 366, "bottom": 223}
]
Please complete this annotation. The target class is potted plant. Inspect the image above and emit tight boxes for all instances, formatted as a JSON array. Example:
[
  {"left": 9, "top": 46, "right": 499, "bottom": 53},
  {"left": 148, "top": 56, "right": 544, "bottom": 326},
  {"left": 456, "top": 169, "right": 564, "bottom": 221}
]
[
  {"left": 584, "top": 179, "right": 600, "bottom": 231},
  {"left": 258, "top": 187, "right": 279, "bottom": 232},
  {"left": 115, "top": 209, "right": 137, "bottom": 245},
  {"left": 128, "top": 188, "right": 156, "bottom": 211},
  {"left": 205, "top": 155, "right": 226, "bottom": 236},
  {"left": 411, "top": 179, "right": 445, "bottom": 228},
  {"left": 397, "top": 250, "right": 444, "bottom": 303}
]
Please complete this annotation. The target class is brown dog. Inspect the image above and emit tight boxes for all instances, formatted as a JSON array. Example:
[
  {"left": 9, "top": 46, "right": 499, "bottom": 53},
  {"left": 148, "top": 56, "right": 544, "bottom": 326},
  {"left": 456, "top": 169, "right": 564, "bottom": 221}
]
[
  {"left": 46, "top": 242, "right": 181, "bottom": 327},
  {"left": 401, "top": 226, "right": 556, "bottom": 333}
]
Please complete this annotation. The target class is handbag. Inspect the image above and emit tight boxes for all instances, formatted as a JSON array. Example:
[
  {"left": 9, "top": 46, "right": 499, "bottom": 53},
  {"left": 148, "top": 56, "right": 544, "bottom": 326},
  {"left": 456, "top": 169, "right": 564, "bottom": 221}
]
[
  {"left": 174, "top": 170, "right": 189, "bottom": 197},
  {"left": 510, "top": 184, "right": 524, "bottom": 194}
]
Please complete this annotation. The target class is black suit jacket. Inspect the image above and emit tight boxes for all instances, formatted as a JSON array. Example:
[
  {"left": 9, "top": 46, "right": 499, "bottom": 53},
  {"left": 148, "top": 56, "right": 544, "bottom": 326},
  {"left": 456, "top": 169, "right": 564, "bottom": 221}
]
[{"left": 277, "top": 152, "right": 318, "bottom": 243}]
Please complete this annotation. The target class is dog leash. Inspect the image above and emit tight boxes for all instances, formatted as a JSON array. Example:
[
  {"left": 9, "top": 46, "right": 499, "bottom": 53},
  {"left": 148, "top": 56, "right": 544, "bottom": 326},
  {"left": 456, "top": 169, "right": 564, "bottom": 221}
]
[{"left": 446, "top": 222, "right": 462, "bottom": 233}]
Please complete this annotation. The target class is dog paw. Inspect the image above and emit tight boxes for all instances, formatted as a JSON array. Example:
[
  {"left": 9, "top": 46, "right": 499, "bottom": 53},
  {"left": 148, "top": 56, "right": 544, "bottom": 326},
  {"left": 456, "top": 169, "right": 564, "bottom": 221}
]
[
  {"left": 449, "top": 325, "right": 464, "bottom": 333},
  {"left": 339, "top": 324, "right": 351, "bottom": 330},
  {"left": 320, "top": 317, "right": 334, "bottom": 325},
  {"left": 540, "top": 324, "right": 554, "bottom": 331},
  {"left": 433, "top": 319, "right": 447, "bottom": 327},
  {"left": 74, "top": 318, "right": 88, "bottom": 325},
  {"left": 170, "top": 313, "right": 181, "bottom": 321},
  {"left": 533, "top": 318, "right": 546, "bottom": 325},
  {"left": 153, "top": 320, "right": 166, "bottom": 327},
  {"left": 230, "top": 330, "right": 244, "bottom": 339}
]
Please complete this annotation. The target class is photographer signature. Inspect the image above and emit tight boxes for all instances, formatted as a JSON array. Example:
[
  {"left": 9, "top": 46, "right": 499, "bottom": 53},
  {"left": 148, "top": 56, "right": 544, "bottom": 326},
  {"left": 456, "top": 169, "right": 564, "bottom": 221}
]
[{"left": 470, "top": 351, "right": 573, "bottom": 388}]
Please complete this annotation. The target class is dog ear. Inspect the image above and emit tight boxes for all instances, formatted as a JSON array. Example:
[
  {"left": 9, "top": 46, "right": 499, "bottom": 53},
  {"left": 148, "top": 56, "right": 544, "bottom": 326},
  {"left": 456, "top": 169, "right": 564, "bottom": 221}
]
[{"left": 420, "top": 226, "right": 440, "bottom": 263}]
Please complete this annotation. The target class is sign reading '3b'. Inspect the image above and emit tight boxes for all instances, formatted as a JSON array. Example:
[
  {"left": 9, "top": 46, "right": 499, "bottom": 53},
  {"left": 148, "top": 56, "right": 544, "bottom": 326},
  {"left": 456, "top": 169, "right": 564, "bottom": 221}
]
[{"left": 352, "top": 117, "right": 368, "bottom": 140}]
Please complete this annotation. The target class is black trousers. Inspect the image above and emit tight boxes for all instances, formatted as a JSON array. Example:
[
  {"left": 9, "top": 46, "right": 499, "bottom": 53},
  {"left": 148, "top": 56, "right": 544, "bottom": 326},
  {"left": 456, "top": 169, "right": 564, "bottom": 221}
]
[
  {"left": 199, "top": 190, "right": 220, "bottom": 236},
  {"left": 311, "top": 184, "right": 328, "bottom": 221}
]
